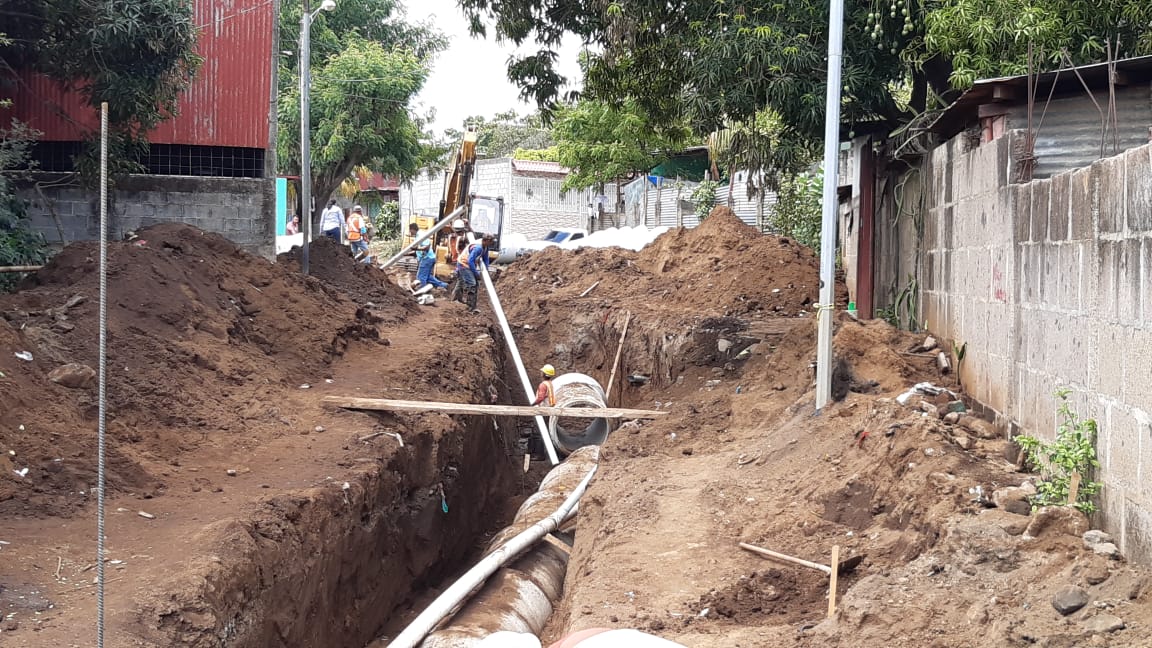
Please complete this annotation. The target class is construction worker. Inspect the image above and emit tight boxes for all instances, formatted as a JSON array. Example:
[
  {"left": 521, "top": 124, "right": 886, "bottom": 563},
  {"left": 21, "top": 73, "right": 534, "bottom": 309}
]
[
  {"left": 415, "top": 239, "right": 447, "bottom": 290},
  {"left": 531, "top": 364, "right": 557, "bottom": 407},
  {"left": 446, "top": 219, "right": 469, "bottom": 266},
  {"left": 346, "top": 206, "right": 370, "bottom": 262}
]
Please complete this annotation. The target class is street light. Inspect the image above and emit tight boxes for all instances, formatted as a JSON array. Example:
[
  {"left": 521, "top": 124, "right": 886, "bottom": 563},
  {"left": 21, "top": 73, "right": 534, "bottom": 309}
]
[{"left": 299, "top": 0, "right": 336, "bottom": 276}]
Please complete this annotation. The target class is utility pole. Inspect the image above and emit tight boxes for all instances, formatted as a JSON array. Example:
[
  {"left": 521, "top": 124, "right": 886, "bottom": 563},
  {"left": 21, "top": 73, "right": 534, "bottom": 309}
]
[
  {"left": 299, "top": 0, "right": 313, "bottom": 275},
  {"left": 298, "top": 0, "right": 335, "bottom": 276},
  {"left": 815, "top": 0, "right": 846, "bottom": 410}
]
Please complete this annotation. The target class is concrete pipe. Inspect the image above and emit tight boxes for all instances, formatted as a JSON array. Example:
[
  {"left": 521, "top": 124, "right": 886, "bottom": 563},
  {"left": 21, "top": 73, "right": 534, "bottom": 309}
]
[
  {"left": 548, "top": 374, "right": 615, "bottom": 456},
  {"left": 413, "top": 447, "right": 601, "bottom": 648}
]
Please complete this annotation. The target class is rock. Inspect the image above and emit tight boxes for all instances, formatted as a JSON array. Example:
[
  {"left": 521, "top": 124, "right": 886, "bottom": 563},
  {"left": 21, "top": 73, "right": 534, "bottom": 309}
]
[
  {"left": 773, "top": 383, "right": 786, "bottom": 391},
  {"left": 1083, "top": 530, "right": 1114, "bottom": 546},
  {"left": 226, "top": 469, "right": 238, "bottom": 477},
  {"left": 951, "top": 434, "right": 974, "bottom": 450},
  {"left": 919, "top": 401, "right": 937, "bottom": 414},
  {"left": 1002, "top": 499, "right": 1033, "bottom": 517},
  {"left": 959, "top": 415, "right": 998, "bottom": 439},
  {"left": 1051, "top": 585, "right": 1090, "bottom": 616},
  {"left": 978, "top": 508, "right": 1030, "bottom": 536},
  {"left": 63, "top": 294, "right": 87, "bottom": 309},
  {"left": 966, "top": 601, "right": 989, "bottom": 625},
  {"left": 1024, "top": 506, "right": 1089, "bottom": 539},
  {"left": 992, "top": 485, "right": 1034, "bottom": 510},
  {"left": 48, "top": 363, "right": 97, "bottom": 389},
  {"left": 943, "top": 412, "right": 961, "bottom": 424},
  {"left": 1081, "top": 557, "right": 1112, "bottom": 586},
  {"left": 1080, "top": 614, "right": 1124, "bottom": 633},
  {"left": 1091, "top": 542, "right": 1121, "bottom": 559}
]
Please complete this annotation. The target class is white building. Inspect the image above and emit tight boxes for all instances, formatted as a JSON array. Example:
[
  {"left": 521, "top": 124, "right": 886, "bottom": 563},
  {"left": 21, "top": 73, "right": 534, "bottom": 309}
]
[{"left": 399, "top": 158, "right": 616, "bottom": 240}]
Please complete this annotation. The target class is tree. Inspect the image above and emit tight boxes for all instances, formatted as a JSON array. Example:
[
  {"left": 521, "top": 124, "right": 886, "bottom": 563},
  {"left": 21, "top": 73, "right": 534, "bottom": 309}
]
[
  {"left": 277, "top": 0, "right": 446, "bottom": 225},
  {"left": 0, "top": 0, "right": 201, "bottom": 168},
  {"left": 461, "top": 110, "right": 555, "bottom": 158},
  {"left": 0, "top": 117, "right": 48, "bottom": 291},
  {"left": 552, "top": 98, "right": 688, "bottom": 192},
  {"left": 920, "top": 0, "right": 1152, "bottom": 87}
]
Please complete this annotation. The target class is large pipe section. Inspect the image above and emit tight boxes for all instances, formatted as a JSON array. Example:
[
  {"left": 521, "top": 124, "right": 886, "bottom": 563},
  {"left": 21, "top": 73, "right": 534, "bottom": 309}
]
[
  {"left": 547, "top": 374, "right": 614, "bottom": 456},
  {"left": 478, "top": 263, "right": 561, "bottom": 465},
  {"left": 387, "top": 446, "right": 600, "bottom": 648},
  {"left": 379, "top": 205, "right": 467, "bottom": 271}
]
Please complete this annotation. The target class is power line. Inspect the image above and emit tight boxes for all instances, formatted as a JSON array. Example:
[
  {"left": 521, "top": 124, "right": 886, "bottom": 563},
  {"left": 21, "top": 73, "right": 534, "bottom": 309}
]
[{"left": 195, "top": 0, "right": 275, "bottom": 30}]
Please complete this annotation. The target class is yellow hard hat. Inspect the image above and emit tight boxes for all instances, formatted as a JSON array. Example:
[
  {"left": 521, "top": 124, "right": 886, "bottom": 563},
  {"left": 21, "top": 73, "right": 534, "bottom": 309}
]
[{"left": 541, "top": 364, "right": 556, "bottom": 377}]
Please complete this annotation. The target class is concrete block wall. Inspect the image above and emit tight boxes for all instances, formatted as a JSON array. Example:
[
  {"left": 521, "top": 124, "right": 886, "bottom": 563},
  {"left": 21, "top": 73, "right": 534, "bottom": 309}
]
[
  {"left": 912, "top": 131, "right": 1152, "bottom": 563},
  {"left": 20, "top": 173, "right": 276, "bottom": 257}
]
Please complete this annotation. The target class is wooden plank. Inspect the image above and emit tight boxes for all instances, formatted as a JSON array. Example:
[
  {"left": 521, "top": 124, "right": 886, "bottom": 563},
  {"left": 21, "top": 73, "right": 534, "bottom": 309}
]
[
  {"left": 828, "top": 545, "right": 841, "bottom": 618},
  {"left": 604, "top": 312, "right": 632, "bottom": 403},
  {"left": 322, "top": 396, "right": 668, "bottom": 419},
  {"left": 542, "top": 534, "right": 572, "bottom": 555},
  {"left": 1068, "top": 472, "right": 1082, "bottom": 506},
  {"left": 0, "top": 265, "right": 44, "bottom": 273}
]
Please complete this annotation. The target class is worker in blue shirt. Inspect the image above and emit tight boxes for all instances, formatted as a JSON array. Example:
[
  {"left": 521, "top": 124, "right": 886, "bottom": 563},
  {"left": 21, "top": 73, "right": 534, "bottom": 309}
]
[
  {"left": 457, "top": 234, "right": 495, "bottom": 312},
  {"left": 415, "top": 239, "right": 448, "bottom": 290}
]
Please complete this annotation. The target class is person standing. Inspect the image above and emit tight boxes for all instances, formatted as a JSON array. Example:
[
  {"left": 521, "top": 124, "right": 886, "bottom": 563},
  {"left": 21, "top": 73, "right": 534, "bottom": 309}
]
[
  {"left": 346, "top": 206, "right": 370, "bottom": 262},
  {"left": 531, "top": 364, "right": 557, "bottom": 407},
  {"left": 320, "top": 200, "right": 344, "bottom": 241},
  {"left": 460, "top": 234, "right": 494, "bottom": 312}
]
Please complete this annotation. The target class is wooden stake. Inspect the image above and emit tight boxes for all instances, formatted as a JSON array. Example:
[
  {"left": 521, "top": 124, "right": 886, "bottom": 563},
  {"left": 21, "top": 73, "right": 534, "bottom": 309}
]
[
  {"left": 604, "top": 312, "right": 633, "bottom": 404},
  {"left": 542, "top": 534, "right": 572, "bottom": 555},
  {"left": 828, "top": 545, "right": 841, "bottom": 618},
  {"left": 523, "top": 454, "right": 531, "bottom": 473},
  {"left": 323, "top": 396, "right": 667, "bottom": 420},
  {"left": 579, "top": 280, "right": 601, "bottom": 298},
  {"left": 1068, "top": 472, "right": 1082, "bottom": 506},
  {"left": 0, "top": 265, "right": 43, "bottom": 273}
]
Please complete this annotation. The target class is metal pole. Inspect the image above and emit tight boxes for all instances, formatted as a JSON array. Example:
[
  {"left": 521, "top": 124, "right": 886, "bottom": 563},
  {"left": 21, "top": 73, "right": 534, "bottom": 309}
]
[
  {"left": 477, "top": 263, "right": 561, "bottom": 465},
  {"left": 377, "top": 205, "right": 467, "bottom": 270},
  {"left": 96, "top": 101, "right": 109, "bottom": 648},
  {"left": 299, "top": 0, "right": 313, "bottom": 276},
  {"left": 815, "top": 0, "right": 846, "bottom": 411}
]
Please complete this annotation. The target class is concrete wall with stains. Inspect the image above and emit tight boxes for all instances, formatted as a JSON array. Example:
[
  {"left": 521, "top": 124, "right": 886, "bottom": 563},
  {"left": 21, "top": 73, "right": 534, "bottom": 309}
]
[
  {"left": 890, "top": 131, "right": 1152, "bottom": 562},
  {"left": 19, "top": 173, "right": 275, "bottom": 258}
]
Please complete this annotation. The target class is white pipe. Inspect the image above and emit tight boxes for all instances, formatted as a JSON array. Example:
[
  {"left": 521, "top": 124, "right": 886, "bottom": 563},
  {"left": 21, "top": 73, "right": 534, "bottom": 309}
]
[
  {"left": 379, "top": 205, "right": 468, "bottom": 271},
  {"left": 814, "top": 0, "right": 846, "bottom": 410},
  {"left": 387, "top": 464, "right": 597, "bottom": 648},
  {"left": 478, "top": 263, "right": 561, "bottom": 465}
]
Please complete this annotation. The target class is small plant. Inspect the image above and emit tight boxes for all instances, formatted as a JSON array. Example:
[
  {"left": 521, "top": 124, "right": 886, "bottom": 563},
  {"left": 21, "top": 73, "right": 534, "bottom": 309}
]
[
  {"left": 1015, "top": 388, "right": 1102, "bottom": 514},
  {"left": 691, "top": 179, "right": 719, "bottom": 221}
]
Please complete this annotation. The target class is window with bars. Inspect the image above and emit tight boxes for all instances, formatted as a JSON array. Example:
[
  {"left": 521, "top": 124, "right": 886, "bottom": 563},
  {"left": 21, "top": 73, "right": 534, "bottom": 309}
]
[{"left": 29, "top": 142, "right": 266, "bottom": 178}]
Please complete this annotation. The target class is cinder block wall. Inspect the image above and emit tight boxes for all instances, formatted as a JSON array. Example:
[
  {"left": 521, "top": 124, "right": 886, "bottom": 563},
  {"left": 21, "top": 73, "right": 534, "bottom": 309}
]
[
  {"left": 914, "top": 131, "right": 1152, "bottom": 562},
  {"left": 19, "top": 173, "right": 276, "bottom": 257}
]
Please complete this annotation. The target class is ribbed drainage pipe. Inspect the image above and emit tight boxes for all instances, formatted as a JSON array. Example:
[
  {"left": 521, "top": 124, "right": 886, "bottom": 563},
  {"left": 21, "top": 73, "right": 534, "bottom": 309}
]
[
  {"left": 548, "top": 374, "right": 615, "bottom": 456},
  {"left": 400, "top": 446, "right": 601, "bottom": 648}
]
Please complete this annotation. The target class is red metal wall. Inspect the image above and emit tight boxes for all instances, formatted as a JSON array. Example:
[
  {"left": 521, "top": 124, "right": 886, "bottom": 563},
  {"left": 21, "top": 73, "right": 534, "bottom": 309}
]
[{"left": 2, "top": 0, "right": 274, "bottom": 149}]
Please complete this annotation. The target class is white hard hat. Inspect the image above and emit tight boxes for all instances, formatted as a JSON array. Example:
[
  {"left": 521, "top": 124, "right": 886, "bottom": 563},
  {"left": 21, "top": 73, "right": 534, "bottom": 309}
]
[
  {"left": 475, "top": 631, "right": 541, "bottom": 648},
  {"left": 452, "top": 219, "right": 466, "bottom": 229}
]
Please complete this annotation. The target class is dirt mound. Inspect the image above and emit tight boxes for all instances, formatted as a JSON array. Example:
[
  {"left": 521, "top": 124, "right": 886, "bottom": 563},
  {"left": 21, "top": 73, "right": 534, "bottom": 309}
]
[
  {"left": 277, "top": 237, "right": 417, "bottom": 320},
  {"left": 506, "top": 207, "right": 844, "bottom": 322},
  {"left": 0, "top": 223, "right": 391, "bottom": 516}
]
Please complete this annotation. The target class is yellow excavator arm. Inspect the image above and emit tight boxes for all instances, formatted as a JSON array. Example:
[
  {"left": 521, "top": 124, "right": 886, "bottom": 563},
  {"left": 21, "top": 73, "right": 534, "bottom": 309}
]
[{"left": 441, "top": 128, "right": 478, "bottom": 220}]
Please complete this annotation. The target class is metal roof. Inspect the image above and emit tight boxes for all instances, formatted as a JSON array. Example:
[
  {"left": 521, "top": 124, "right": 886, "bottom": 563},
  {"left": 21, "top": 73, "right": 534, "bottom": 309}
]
[
  {"left": 0, "top": 0, "right": 275, "bottom": 149},
  {"left": 929, "top": 55, "right": 1152, "bottom": 140},
  {"left": 511, "top": 160, "right": 570, "bottom": 175}
]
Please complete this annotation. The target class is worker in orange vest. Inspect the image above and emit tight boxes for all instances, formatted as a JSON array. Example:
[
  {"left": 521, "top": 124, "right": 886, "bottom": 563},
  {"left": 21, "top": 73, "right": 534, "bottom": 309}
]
[
  {"left": 531, "top": 365, "right": 557, "bottom": 407},
  {"left": 346, "top": 206, "right": 370, "bottom": 262}
]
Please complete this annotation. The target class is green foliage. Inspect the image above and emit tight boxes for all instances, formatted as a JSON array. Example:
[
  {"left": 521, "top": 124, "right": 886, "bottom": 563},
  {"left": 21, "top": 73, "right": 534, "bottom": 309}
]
[
  {"left": 461, "top": 111, "right": 554, "bottom": 158},
  {"left": 690, "top": 179, "right": 718, "bottom": 221},
  {"left": 0, "top": 119, "right": 49, "bottom": 292},
  {"left": 770, "top": 172, "right": 823, "bottom": 249},
  {"left": 374, "top": 201, "right": 400, "bottom": 239},
  {"left": 922, "top": 0, "right": 1152, "bottom": 87},
  {"left": 890, "top": 274, "right": 920, "bottom": 332},
  {"left": 513, "top": 147, "right": 560, "bottom": 162},
  {"left": 553, "top": 99, "right": 689, "bottom": 192},
  {"left": 0, "top": 0, "right": 202, "bottom": 170},
  {"left": 277, "top": 0, "right": 445, "bottom": 221},
  {"left": 1016, "top": 389, "right": 1102, "bottom": 514}
]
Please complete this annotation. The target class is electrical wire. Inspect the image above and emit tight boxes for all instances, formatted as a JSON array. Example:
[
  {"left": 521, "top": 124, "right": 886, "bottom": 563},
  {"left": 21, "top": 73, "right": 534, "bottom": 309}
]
[
  {"left": 96, "top": 101, "right": 109, "bottom": 648},
  {"left": 195, "top": 0, "right": 275, "bottom": 30}
]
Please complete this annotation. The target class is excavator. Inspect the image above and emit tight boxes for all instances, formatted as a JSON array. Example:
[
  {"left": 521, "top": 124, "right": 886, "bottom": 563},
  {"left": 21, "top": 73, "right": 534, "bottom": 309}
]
[{"left": 402, "top": 126, "right": 505, "bottom": 280}]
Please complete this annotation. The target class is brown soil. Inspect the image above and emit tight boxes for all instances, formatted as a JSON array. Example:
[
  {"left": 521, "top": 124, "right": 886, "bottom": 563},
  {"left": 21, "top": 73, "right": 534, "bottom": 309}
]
[
  {"left": 4, "top": 217, "right": 1152, "bottom": 648},
  {"left": 0, "top": 224, "right": 529, "bottom": 647},
  {"left": 497, "top": 221, "right": 1152, "bottom": 648}
]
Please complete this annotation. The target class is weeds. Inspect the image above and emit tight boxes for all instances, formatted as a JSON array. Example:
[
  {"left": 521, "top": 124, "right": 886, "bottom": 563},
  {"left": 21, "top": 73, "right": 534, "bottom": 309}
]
[{"left": 1016, "top": 388, "right": 1102, "bottom": 514}]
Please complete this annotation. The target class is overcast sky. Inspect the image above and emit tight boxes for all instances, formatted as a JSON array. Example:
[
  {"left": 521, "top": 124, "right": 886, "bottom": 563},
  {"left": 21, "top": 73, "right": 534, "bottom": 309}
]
[{"left": 406, "top": 0, "right": 584, "bottom": 134}]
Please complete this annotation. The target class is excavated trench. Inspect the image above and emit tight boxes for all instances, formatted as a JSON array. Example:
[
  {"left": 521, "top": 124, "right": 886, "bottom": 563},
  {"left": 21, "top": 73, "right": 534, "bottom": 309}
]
[{"left": 158, "top": 308, "right": 761, "bottom": 648}]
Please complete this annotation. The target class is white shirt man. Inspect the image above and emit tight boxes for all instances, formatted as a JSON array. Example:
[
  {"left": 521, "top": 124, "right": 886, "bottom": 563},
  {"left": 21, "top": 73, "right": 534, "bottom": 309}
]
[{"left": 320, "top": 201, "right": 345, "bottom": 241}]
